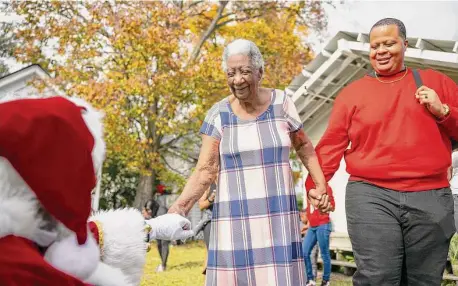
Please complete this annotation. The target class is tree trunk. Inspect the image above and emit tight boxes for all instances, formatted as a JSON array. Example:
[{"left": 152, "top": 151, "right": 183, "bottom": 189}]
[{"left": 133, "top": 171, "right": 155, "bottom": 210}]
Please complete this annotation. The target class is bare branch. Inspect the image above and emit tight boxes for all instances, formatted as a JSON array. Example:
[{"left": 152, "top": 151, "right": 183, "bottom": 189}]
[
  {"left": 160, "top": 154, "right": 187, "bottom": 176},
  {"left": 187, "top": 0, "right": 228, "bottom": 65},
  {"left": 165, "top": 145, "right": 199, "bottom": 163}
]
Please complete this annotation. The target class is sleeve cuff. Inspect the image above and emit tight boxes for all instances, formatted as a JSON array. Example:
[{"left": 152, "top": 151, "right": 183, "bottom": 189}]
[
  {"left": 436, "top": 107, "right": 453, "bottom": 124},
  {"left": 304, "top": 175, "right": 315, "bottom": 193}
]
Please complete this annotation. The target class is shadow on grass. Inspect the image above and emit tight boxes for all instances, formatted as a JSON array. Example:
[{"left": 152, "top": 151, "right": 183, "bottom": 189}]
[{"left": 168, "top": 261, "right": 202, "bottom": 271}]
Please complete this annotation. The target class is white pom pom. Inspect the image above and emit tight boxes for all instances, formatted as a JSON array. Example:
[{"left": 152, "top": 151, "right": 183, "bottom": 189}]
[{"left": 44, "top": 232, "right": 100, "bottom": 280}]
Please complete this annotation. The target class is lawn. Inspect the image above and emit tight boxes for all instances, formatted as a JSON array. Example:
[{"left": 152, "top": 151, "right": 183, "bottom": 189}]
[
  {"left": 141, "top": 241, "right": 207, "bottom": 286},
  {"left": 141, "top": 241, "right": 353, "bottom": 286}
]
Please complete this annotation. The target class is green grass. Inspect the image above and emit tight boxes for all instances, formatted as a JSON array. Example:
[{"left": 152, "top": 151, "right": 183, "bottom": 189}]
[
  {"left": 141, "top": 241, "right": 352, "bottom": 286},
  {"left": 141, "top": 241, "right": 207, "bottom": 286}
]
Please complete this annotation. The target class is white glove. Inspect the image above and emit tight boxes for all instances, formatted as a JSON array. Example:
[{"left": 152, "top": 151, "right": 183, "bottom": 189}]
[{"left": 146, "top": 213, "right": 194, "bottom": 241}]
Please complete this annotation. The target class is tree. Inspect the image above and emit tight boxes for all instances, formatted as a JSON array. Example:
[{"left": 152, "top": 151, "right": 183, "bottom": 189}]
[
  {"left": 99, "top": 157, "right": 138, "bottom": 210},
  {"left": 0, "top": 22, "right": 16, "bottom": 77},
  {"left": 0, "top": 2, "right": 20, "bottom": 76},
  {"left": 9, "top": 1, "right": 326, "bottom": 209}
]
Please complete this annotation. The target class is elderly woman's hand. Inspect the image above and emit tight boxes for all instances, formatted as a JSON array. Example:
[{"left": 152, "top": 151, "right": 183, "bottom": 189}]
[{"left": 308, "top": 185, "right": 333, "bottom": 213}]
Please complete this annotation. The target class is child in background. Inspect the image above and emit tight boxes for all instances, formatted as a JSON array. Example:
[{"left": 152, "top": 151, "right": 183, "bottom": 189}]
[{"left": 300, "top": 209, "right": 319, "bottom": 281}]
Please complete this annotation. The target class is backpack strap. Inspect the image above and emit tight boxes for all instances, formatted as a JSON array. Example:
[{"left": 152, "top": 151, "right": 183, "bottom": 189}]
[{"left": 412, "top": 69, "right": 423, "bottom": 88}]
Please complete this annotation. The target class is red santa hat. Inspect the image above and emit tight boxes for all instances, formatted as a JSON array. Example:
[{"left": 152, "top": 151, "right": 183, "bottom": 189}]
[{"left": 0, "top": 96, "right": 96, "bottom": 244}]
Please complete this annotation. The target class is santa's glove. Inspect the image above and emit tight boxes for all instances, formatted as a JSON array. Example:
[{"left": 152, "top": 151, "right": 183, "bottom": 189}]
[{"left": 146, "top": 214, "right": 194, "bottom": 241}]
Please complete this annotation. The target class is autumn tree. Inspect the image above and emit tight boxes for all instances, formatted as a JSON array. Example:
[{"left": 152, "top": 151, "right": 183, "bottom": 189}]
[
  {"left": 9, "top": 1, "right": 326, "bottom": 209},
  {"left": 0, "top": 20, "right": 16, "bottom": 76}
]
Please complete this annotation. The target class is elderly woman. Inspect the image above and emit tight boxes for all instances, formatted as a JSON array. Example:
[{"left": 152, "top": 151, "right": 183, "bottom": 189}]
[{"left": 168, "top": 39, "right": 329, "bottom": 286}]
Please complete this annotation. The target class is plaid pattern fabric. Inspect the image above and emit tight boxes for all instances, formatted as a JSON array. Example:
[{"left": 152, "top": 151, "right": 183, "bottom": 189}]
[{"left": 200, "top": 90, "right": 306, "bottom": 286}]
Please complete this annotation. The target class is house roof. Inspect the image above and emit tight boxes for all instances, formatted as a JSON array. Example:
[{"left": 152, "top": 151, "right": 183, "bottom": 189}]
[
  {"left": 0, "top": 64, "right": 66, "bottom": 98},
  {"left": 288, "top": 31, "right": 458, "bottom": 133},
  {"left": 0, "top": 64, "right": 50, "bottom": 89}
]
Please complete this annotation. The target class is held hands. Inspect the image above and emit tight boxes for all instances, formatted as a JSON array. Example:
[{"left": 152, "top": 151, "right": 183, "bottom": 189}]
[
  {"left": 208, "top": 192, "right": 216, "bottom": 203},
  {"left": 146, "top": 214, "right": 194, "bottom": 241},
  {"left": 308, "top": 185, "right": 333, "bottom": 213},
  {"left": 415, "top": 86, "right": 448, "bottom": 119}
]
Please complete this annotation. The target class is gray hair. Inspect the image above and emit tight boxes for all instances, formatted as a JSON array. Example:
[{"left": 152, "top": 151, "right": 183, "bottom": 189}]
[
  {"left": 370, "top": 18, "right": 407, "bottom": 40},
  {"left": 222, "top": 39, "right": 264, "bottom": 73}
]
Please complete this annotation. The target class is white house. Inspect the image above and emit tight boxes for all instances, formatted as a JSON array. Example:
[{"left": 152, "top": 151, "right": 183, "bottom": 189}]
[
  {"left": 288, "top": 31, "right": 458, "bottom": 252},
  {"left": 0, "top": 64, "right": 58, "bottom": 98}
]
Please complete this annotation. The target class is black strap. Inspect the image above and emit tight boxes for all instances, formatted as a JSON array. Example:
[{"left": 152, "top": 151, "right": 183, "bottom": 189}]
[{"left": 412, "top": 69, "right": 423, "bottom": 88}]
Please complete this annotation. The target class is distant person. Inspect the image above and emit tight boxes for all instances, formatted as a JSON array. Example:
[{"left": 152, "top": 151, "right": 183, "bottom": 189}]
[
  {"left": 299, "top": 209, "right": 319, "bottom": 281},
  {"left": 142, "top": 195, "right": 170, "bottom": 273},
  {"left": 302, "top": 193, "right": 334, "bottom": 286},
  {"left": 142, "top": 199, "right": 160, "bottom": 221}
]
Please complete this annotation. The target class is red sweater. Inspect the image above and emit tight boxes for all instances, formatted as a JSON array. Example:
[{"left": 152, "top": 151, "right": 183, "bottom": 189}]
[
  {"left": 304, "top": 185, "right": 335, "bottom": 227},
  {"left": 306, "top": 68, "right": 458, "bottom": 192}
]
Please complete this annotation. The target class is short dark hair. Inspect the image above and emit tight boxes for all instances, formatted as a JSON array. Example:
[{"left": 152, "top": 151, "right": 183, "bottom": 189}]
[
  {"left": 370, "top": 18, "right": 407, "bottom": 40},
  {"left": 144, "top": 199, "right": 160, "bottom": 217}
]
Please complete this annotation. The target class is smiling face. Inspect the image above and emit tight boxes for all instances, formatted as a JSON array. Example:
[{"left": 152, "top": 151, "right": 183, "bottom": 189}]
[
  {"left": 369, "top": 24, "right": 408, "bottom": 76},
  {"left": 226, "top": 54, "right": 262, "bottom": 101}
]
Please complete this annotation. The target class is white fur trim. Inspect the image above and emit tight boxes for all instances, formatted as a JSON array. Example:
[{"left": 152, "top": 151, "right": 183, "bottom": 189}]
[
  {"left": 44, "top": 231, "right": 100, "bottom": 280},
  {"left": 66, "top": 96, "right": 106, "bottom": 173},
  {"left": 85, "top": 261, "right": 133, "bottom": 286},
  {"left": 89, "top": 208, "right": 147, "bottom": 285}
]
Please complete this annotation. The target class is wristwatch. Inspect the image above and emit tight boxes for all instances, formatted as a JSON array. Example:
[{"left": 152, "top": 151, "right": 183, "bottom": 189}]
[{"left": 438, "top": 104, "right": 450, "bottom": 120}]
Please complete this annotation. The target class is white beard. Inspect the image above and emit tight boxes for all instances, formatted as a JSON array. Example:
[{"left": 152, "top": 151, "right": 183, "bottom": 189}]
[{"left": 0, "top": 157, "right": 49, "bottom": 244}]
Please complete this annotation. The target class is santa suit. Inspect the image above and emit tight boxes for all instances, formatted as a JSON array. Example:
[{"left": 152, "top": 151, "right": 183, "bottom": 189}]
[
  {"left": 0, "top": 96, "right": 194, "bottom": 286},
  {"left": 0, "top": 236, "right": 90, "bottom": 286}
]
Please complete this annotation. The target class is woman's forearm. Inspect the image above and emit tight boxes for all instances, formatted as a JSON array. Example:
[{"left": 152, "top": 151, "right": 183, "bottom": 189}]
[
  {"left": 172, "top": 169, "right": 217, "bottom": 215},
  {"left": 304, "top": 153, "right": 326, "bottom": 188},
  {"left": 170, "top": 135, "right": 220, "bottom": 215},
  {"left": 291, "top": 130, "right": 326, "bottom": 188}
]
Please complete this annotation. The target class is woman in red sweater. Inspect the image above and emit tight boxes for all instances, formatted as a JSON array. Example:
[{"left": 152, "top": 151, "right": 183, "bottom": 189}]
[{"left": 306, "top": 18, "right": 458, "bottom": 286}]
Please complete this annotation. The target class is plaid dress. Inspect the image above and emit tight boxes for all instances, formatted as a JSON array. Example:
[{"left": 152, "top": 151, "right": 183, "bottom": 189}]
[{"left": 200, "top": 90, "right": 306, "bottom": 286}]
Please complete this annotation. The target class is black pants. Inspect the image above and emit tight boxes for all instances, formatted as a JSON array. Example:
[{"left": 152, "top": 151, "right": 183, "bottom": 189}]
[
  {"left": 157, "top": 239, "right": 170, "bottom": 268},
  {"left": 203, "top": 221, "right": 211, "bottom": 249},
  {"left": 346, "top": 181, "right": 455, "bottom": 286}
]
